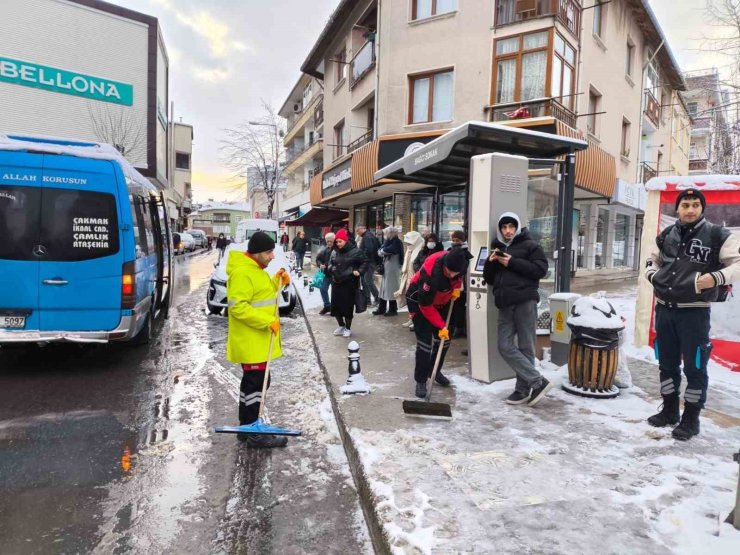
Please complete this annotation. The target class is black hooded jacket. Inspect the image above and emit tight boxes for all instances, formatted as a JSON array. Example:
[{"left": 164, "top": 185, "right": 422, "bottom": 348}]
[{"left": 483, "top": 228, "right": 548, "bottom": 308}]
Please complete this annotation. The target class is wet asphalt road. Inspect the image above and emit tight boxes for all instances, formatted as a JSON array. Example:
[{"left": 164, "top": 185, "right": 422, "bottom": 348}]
[{"left": 0, "top": 251, "right": 371, "bottom": 554}]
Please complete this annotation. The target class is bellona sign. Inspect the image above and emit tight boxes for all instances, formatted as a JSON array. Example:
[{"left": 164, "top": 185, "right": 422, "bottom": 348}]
[{"left": 0, "top": 57, "right": 133, "bottom": 106}]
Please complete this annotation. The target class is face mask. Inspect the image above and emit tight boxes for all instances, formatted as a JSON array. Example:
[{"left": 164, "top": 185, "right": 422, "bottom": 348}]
[{"left": 427, "top": 242, "right": 436, "bottom": 249}]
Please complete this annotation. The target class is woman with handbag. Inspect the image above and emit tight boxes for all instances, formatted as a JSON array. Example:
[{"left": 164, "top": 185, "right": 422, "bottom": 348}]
[
  {"left": 328, "top": 229, "right": 367, "bottom": 338},
  {"left": 315, "top": 232, "right": 335, "bottom": 315}
]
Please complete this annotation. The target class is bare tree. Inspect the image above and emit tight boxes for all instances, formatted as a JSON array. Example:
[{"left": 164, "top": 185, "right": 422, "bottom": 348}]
[
  {"left": 220, "top": 101, "right": 286, "bottom": 219},
  {"left": 87, "top": 102, "right": 147, "bottom": 163}
]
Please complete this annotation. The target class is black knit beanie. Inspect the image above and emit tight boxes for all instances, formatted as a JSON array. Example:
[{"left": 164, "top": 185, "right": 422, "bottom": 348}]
[
  {"left": 499, "top": 216, "right": 519, "bottom": 231},
  {"left": 675, "top": 188, "right": 706, "bottom": 211},
  {"left": 444, "top": 248, "right": 469, "bottom": 274},
  {"left": 247, "top": 231, "right": 276, "bottom": 254}
]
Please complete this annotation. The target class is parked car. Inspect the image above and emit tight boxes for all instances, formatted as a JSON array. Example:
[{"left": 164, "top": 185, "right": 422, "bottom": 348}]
[
  {"left": 172, "top": 232, "right": 185, "bottom": 255},
  {"left": 206, "top": 243, "right": 297, "bottom": 316},
  {"left": 180, "top": 232, "right": 196, "bottom": 252},
  {"left": 186, "top": 229, "right": 207, "bottom": 248}
]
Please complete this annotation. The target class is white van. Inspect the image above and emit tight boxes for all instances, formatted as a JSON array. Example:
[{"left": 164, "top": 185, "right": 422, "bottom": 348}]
[{"left": 235, "top": 219, "right": 279, "bottom": 245}]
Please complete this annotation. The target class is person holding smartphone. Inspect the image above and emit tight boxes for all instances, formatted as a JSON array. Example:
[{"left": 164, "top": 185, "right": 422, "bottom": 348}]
[{"left": 483, "top": 212, "right": 551, "bottom": 407}]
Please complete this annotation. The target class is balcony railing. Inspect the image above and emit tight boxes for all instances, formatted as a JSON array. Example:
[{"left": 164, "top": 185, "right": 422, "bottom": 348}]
[
  {"left": 486, "top": 97, "right": 577, "bottom": 128},
  {"left": 285, "top": 93, "right": 322, "bottom": 136},
  {"left": 692, "top": 116, "right": 710, "bottom": 132},
  {"left": 350, "top": 40, "right": 376, "bottom": 89},
  {"left": 644, "top": 90, "right": 661, "bottom": 128},
  {"left": 346, "top": 130, "right": 373, "bottom": 154},
  {"left": 689, "top": 158, "right": 709, "bottom": 172},
  {"left": 495, "top": 0, "right": 581, "bottom": 38},
  {"left": 284, "top": 137, "right": 323, "bottom": 168},
  {"left": 640, "top": 162, "right": 658, "bottom": 183}
]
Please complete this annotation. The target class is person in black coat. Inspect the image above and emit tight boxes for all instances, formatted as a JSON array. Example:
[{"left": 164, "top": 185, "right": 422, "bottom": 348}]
[
  {"left": 483, "top": 212, "right": 551, "bottom": 407},
  {"left": 448, "top": 230, "right": 474, "bottom": 338},
  {"left": 315, "top": 232, "right": 335, "bottom": 315},
  {"left": 413, "top": 233, "right": 444, "bottom": 273},
  {"left": 291, "top": 230, "right": 310, "bottom": 270},
  {"left": 328, "top": 228, "right": 367, "bottom": 337}
]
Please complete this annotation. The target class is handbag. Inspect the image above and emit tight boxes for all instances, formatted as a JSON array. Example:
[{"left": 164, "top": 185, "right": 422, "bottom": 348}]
[
  {"left": 311, "top": 269, "right": 325, "bottom": 289},
  {"left": 354, "top": 284, "right": 367, "bottom": 314}
]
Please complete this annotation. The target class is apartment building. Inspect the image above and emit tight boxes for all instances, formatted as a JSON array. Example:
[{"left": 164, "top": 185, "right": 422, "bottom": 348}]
[
  {"left": 296, "top": 0, "right": 689, "bottom": 271},
  {"left": 683, "top": 69, "right": 735, "bottom": 175},
  {"left": 190, "top": 201, "right": 251, "bottom": 238},
  {"left": 277, "top": 75, "right": 326, "bottom": 235},
  {"left": 247, "top": 165, "right": 287, "bottom": 219},
  {"left": 169, "top": 121, "right": 194, "bottom": 231}
]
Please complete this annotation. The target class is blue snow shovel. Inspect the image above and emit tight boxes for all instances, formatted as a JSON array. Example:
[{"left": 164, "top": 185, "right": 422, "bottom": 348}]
[{"left": 215, "top": 284, "right": 302, "bottom": 437}]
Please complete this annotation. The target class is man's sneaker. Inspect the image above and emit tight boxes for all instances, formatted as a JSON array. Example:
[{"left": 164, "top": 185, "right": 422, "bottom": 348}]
[
  {"left": 415, "top": 381, "right": 428, "bottom": 399},
  {"left": 342, "top": 328, "right": 352, "bottom": 338},
  {"left": 333, "top": 326, "right": 346, "bottom": 336},
  {"left": 527, "top": 378, "right": 553, "bottom": 406},
  {"left": 239, "top": 434, "right": 288, "bottom": 448},
  {"left": 505, "top": 390, "right": 530, "bottom": 405},
  {"left": 319, "top": 306, "right": 331, "bottom": 315},
  {"left": 434, "top": 371, "right": 451, "bottom": 387}
]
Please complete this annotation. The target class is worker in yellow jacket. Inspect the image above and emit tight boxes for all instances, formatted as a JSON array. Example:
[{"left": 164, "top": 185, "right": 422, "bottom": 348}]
[{"left": 226, "top": 231, "right": 290, "bottom": 448}]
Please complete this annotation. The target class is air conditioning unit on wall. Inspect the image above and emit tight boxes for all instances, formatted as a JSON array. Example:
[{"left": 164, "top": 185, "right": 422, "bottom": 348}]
[{"left": 293, "top": 103, "right": 302, "bottom": 113}]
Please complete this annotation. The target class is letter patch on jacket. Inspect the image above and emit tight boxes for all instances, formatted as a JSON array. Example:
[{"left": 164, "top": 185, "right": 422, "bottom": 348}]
[{"left": 687, "top": 239, "right": 712, "bottom": 264}]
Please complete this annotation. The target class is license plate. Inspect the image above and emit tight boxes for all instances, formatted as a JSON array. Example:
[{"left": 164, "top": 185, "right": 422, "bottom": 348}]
[{"left": 0, "top": 316, "right": 26, "bottom": 329}]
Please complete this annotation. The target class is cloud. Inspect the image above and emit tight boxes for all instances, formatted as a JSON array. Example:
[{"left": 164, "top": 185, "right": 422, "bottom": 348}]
[
  {"left": 191, "top": 65, "right": 231, "bottom": 83},
  {"left": 176, "top": 10, "right": 250, "bottom": 59}
]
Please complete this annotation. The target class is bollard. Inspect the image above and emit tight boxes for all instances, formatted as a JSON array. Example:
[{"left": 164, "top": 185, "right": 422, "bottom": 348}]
[
  {"left": 303, "top": 275, "right": 309, "bottom": 288},
  {"left": 727, "top": 449, "right": 740, "bottom": 529},
  {"left": 340, "top": 340, "right": 371, "bottom": 394}
]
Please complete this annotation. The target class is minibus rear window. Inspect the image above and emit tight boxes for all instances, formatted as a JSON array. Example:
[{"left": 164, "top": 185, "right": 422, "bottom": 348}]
[
  {"left": 40, "top": 189, "right": 120, "bottom": 261},
  {"left": 0, "top": 185, "right": 41, "bottom": 261}
]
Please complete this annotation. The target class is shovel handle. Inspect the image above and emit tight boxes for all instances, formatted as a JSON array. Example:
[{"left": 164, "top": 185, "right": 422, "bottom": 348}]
[
  {"left": 426, "top": 299, "right": 456, "bottom": 402},
  {"left": 257, "top": 286, "right": 284, "bottom": 421}
]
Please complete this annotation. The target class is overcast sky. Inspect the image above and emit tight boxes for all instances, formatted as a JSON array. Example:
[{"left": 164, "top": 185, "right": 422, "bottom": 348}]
[{"left": 105, "top": 0, "right": 727, "bottom": 203}]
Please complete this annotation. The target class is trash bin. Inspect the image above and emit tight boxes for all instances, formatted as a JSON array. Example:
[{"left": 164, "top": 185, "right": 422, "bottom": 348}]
[{"left": 562, "top": 296, "right": 624, "bottom": 399}]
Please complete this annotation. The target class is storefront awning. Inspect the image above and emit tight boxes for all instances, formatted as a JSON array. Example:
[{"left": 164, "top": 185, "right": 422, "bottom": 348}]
[
  {"left": 285, "top": 207, "right": 348, "bottom": 227},
  {"left": 374, "top": 121, "right": 587, "bottom": 186}
]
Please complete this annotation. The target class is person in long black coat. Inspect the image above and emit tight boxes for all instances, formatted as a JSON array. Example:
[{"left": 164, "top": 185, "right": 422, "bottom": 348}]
[{"left": 328, "top": 229, "right": 367, "bottom": 338}]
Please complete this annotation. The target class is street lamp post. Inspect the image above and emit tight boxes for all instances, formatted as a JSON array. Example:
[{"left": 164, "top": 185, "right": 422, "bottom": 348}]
[{"left": 248, "top": 121, "right": 284, "bottom": 222}]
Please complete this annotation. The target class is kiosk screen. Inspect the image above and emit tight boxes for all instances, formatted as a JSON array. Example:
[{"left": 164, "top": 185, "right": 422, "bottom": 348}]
[{"left": 475, "top": 247, "right": 488, "bottom": 272}]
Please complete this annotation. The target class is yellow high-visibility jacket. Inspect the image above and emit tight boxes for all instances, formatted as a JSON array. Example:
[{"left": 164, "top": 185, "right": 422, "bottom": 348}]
[{"left": 226, "top": 250, "right": 282, "bottom": 364}]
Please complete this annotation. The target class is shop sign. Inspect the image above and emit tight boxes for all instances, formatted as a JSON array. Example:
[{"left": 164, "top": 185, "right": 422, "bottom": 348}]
[
  {"left": 0, "top": 56, "right": 133, "bottom": 106},
  {"left": 298, "top": 202, "right": 311, "bottom": 217},
  {"left": 614, "top": 179, "right": 646, "bottom": 211},
  {"left": 322, "top": 159, "right": 352, "bottom": 196},
  {"left": 378, "top": 135, "right": 440, "bottom": 169}
]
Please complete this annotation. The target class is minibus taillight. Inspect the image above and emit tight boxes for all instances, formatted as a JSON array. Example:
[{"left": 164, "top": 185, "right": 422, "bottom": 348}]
[{"left": 122, "top": 261, "right": 136, "bottom": 309}]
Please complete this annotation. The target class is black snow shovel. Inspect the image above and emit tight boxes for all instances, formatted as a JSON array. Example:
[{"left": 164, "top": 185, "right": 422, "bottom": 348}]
[
  {"left": 215, "top": 285, "right": 302, "bottom": 437},
  {"left": 402, "top": 299, "right": 455, "bottom": 420}
]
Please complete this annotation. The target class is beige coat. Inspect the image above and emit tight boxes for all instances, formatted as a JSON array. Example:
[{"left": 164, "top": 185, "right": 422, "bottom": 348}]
[{"left": 394, "top": 231, "right": 424, "bottom": 307}]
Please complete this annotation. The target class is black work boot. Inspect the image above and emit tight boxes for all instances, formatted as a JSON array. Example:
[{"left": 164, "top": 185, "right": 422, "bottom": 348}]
[
  {"left": 239, "top": 434, "right": 289, "bottom": 448},
  {"left": 384, "top": 300, "right": 398, "bottom": 316},
  {"left": 672, "top": 402, "right": 701, "bottom": 441},
  {"left": 415, "top": 381, "right": 428, "bottom": 399},
  {"left": 434, "top": 370, "right": 451, "bottom": 387},
  {"left": 647, "top": 394, "right": 680, "bottom": 427}
]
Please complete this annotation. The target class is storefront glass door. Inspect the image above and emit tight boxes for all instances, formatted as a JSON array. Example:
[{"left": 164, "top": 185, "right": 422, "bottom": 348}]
[
  {"left": 392, "top": 193, "right": 434, "bottom": 234},
  {"left": 438, "top": 190, "right": 466, "bottom": 247}
]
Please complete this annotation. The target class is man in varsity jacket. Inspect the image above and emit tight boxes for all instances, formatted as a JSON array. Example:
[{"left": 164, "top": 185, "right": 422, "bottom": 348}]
[{"left": 644, "top": 188, "right": 740, "bottom": 440}]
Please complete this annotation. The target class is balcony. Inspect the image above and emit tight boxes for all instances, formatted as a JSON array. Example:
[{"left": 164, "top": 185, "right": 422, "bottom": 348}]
[
  {"left": 495, "top": 0, "right": 581, "bottom": 38},
  {"left": 284, "top": 93, "right": 323, "bottom": 144},
  {"left": 283, "top": 137, "right": 323, "bottom": 174},
  {"left": 350, "top": 40, "right": 376, "bottom": 89},
  {"left": 689, "top": 158, "right": 709, "bottom": 172},
  {"left": 308, "top": 163, "right": 323, "bottom": 180},
  {"left": 346, "top": 130, "right": 373, "bottom": 154},
  {"left": 644, "top": 90, "right": 660, "bottom": 129},
  {"left": 640, "top": 162, "right": 658, "bottom": 183},
  {"left": 692, "top": 116, "right": 710, "bottom": 135},
  {"left": 486, "top": 97, "right": 577, "bottom": 129}
]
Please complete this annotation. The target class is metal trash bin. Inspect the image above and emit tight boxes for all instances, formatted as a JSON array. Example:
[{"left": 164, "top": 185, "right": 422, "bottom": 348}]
[{"left": 562, "top": 296, "right": 624, "bottom": 399}]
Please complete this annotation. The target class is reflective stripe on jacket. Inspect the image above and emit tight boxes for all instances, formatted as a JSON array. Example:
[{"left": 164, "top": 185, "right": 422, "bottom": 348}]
[{"left": 226, "top": 250, "right": 282, "bottom": 364}]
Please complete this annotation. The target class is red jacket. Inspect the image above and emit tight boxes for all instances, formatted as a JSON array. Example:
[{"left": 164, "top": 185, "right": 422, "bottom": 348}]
[{"left": 407, "top": 251, "right": 462, "bottom": 329}]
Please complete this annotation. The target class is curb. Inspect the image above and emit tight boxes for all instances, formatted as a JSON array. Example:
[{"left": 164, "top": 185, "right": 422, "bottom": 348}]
[{"left": 296, "top": 292, "right": 392, "bottom": 555}]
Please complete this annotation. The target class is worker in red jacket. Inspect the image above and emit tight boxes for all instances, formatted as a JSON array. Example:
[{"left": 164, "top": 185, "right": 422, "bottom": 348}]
[{"left": 405, "top": 249, "right": 468, "bottom": 399}]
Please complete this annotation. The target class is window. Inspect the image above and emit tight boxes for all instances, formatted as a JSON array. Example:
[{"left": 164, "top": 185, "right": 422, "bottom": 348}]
[
  {"left": 175, "top": 152, "right": 190, "bottom": 170},
  {"left": 587, "top": 88, "right": 601, "bottom": 136},
  {"left": 552, "top": 33, "right": 576, "bottom": 109},
  {"left": 625, "top": 40, "right": 634, "bottom": 77},
  {"left": 0, "top": 185, "right": 40, "bottom": 261},
  {"left": 213, "top": 212, "right": 231, "bottom": 223},
  {"left": 409, "top": 69, "right": 454, "bottom": 124},
  {"left": 493, "top": 31, "right": 549, "bottom": 106},
  {"left": 412, "top": 0, "right": 457, "bottom": 21},
  {"left": 333, "top": 120, "right": 346, "bottom": 158},
  {"left": 593, "top": 1, "right": 605, "bottom": 38},
  {"left": 690, "top": 142, "right": 697, "bottom": 158},
  {"left": 621, "top": 118, "right": 631, "bottom": 157},
  {"left": 335, "top": 48, "right": 347, "bottom": 86},
  {"left": 687, "top": 102, "right": 698, "bottom": 116},
  {"left": 303, "top": 83, "right": 312, "bottom": 106}
]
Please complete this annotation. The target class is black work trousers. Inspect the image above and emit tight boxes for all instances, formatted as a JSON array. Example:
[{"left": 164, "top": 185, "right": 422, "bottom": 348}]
[
  {"left": 239, "top": 370, "right": 271, "bottom": 425},
  {"left": 654, "top": 304, "right": 711, "bottom": 408},
  {"left": 412, "top": 308, "right": 450, "bottom": 384}
]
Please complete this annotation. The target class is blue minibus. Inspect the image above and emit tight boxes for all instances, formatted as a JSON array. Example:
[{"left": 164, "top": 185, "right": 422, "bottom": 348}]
[{"left": 0, "top": 134, "right": 173, "bottom": 345}]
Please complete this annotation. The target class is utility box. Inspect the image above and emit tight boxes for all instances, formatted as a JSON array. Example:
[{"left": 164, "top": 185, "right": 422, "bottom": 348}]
[{"left": 548, "top": 292, "right": 581, "bottom": 366}]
